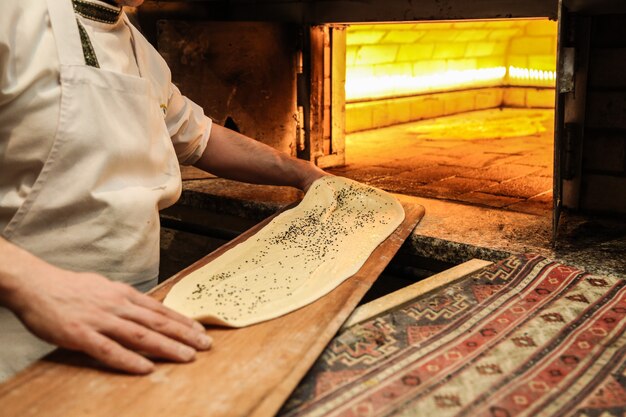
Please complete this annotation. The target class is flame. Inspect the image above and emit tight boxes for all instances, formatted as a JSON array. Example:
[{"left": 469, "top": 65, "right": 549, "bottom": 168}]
[
  {"left": 508, "top": 65, "right": 556, "bottom": 84},
  {"left": 345, "top": 66, "right": 556, "bottom": 102},
  {"left": 345, "top": 67, "right": 507, "bottom": 101}
]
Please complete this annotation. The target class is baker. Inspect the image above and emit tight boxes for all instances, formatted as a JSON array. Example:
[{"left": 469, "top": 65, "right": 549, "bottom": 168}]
[{"left": 0, "top": 0, "right": 326, "bottom": 380}]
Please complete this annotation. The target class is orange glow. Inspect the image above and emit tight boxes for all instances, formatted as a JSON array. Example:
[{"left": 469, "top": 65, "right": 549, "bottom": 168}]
[
  {"left": 508, "top": 65, "right": 556, "bottom": 85},
  {"left": 345, "top": 19, "right": 557, "bottom": 102},
  {"left": 345, "top": 20, "right": 558, "bottom": 132},
  {"left": 346, "top": 66, "right": 557, "bottom": 102},
  {"left": 346, "top": 67, "right": 507, "bottom": 101}
]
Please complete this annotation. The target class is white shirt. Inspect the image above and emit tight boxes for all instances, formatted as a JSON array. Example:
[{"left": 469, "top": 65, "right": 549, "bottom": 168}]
[{"left": 0, "top": 0, "right": 212, "bottom": 232}]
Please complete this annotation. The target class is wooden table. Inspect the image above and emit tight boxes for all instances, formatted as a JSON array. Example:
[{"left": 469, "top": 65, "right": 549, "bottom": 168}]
[{"left": 0, "top": 200, "right": 424, "bottom": 417}]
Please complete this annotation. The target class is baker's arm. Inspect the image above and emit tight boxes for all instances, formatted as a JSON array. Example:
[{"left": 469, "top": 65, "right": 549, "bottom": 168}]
[
  {"left": 194, "top": 124, "right": 328, "bottom": 191},
  {"left": 0, "top": 237, "right": 212, "bottom": 374}
]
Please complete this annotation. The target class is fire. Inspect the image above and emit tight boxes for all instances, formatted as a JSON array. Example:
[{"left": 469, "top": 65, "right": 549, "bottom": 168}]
[
  {"left": 344, "top": 20, "right": 558, "bottom": 132},
  {"left": 345, "top": 19, "right": 557, "bottom": 102},
  {"left": 345, "top": 66, "right": 556, "bottom": 102},
  {"left": 508, "top": 65, "right": 556, "bottom": 85},
  {"left": 345, "top": 67, "right": 507, "bottom": 101}
]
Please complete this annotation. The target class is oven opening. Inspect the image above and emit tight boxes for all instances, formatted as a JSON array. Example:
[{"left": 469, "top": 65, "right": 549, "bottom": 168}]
[{"left": 328, "top": 19, "right": 557, "bottom": 217}]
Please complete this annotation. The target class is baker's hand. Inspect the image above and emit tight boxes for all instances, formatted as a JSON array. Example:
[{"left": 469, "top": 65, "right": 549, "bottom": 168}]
[{"left": 7, "top": 266, "right": 212, "bottom": 374}]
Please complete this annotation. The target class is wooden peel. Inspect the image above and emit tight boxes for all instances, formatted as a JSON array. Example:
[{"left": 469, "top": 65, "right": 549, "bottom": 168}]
[
  {"left": 0, "top": 199, "right": 424, "bottom": 417},
  {"left": 341, "top": 258, "right": 493, "bottom": 330}
]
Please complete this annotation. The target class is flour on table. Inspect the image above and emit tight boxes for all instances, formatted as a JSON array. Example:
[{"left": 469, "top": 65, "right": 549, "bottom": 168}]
[{"left": 163, "top": 176, "right": 405, "bottom": 327}]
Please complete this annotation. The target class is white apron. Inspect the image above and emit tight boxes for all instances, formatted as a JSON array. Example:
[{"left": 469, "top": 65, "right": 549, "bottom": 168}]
[
  {"left": 0, "top": 0, "right": 181, "bottom": 381},
  {"left": 2, "top": 0, "right": 181, "bottom": 284}
]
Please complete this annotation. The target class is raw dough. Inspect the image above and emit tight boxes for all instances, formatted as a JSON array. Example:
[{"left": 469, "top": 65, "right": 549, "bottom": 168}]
[{"left": 163, "top": 176, "right": 405, "bottom": 327}]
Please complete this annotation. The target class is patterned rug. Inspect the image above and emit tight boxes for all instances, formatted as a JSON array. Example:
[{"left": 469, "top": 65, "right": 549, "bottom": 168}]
[{"left": 279, "top": 254, "right": 626, "bottom": 417}]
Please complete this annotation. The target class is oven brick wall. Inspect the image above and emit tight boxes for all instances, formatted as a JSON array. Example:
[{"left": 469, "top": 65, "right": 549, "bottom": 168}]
[{"left": 346, "top": 20, "right": 557, "bottom": 133}]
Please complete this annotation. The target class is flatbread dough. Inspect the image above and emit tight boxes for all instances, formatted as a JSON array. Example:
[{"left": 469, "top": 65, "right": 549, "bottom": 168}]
[{"left": 163, "top": 176, "right": 405, "bottom": 327}]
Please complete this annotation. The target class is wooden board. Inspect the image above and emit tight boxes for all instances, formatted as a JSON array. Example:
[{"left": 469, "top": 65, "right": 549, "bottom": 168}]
[
  {"left": 341, "top": 259, "right": 493, "bottom": 330},
  {"left": 0, "top": 200, "right": 424, "bottom": 417}
]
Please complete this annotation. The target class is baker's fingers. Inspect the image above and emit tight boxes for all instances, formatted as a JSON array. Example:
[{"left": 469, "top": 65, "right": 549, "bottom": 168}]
[
  {"left": 78, "top": 329, "right": 155, "bottom": 374},
  {"left": 102, "top": 317, "right": 197, "bottom": 363},
  {"left": 129, "top": 291, "right": 205, "bottom": 332},
  {"left": 119, "top": 304, "right": 212, "bottom": 351}
]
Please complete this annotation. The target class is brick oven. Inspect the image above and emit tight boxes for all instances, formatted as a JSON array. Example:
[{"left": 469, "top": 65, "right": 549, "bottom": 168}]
[
  {"left": 344, "top": 20, "right": 557, "bottom": 132},
  {"left": 334, "top": 20, "right": 558, "bottom": 219},
  {"left": 137, "top": 0, "right": 626, "bottom": 244}
]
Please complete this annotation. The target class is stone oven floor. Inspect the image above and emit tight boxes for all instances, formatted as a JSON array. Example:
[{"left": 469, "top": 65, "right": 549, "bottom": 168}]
[{"left": 329, "top": 108, "right": 554, "bottom": 217}]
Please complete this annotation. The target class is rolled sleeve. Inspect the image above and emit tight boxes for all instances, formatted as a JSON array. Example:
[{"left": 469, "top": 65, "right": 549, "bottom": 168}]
[{"left": 165, "top": 83, "right": 212, "bottom": 166}]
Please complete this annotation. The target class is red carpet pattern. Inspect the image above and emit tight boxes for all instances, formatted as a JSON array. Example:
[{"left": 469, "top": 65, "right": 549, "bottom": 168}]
[{"left": 279, "top": 254, "right": 626, "bottom": 417}]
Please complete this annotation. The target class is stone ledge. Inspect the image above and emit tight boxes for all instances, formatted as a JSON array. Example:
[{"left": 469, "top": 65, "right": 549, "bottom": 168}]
[{"left": 172, "top": 178, "right": 625, "bottom": 279}]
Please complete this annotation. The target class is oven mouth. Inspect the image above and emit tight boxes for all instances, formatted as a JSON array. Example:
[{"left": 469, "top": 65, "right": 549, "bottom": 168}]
[{"left": 328, "top": 18, "right": 557, "bottom": 218}]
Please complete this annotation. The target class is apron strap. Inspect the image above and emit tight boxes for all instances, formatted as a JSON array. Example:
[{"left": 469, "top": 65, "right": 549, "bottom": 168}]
[
  {"left": 76, "top": 18, "right": 100, "bottom": 67},
  {"left": 46, "top": 0, "right": 85, "bottom": 66}
]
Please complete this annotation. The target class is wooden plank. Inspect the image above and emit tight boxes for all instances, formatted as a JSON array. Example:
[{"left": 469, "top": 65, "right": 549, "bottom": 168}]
[
  {"left": 0, "top": 200, "right": 424, "bottom": 417},
  {"left": 341, "top": 259, "right": 493, "bottom": 330}
]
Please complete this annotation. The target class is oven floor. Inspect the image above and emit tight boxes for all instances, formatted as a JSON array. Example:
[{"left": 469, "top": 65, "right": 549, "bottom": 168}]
[{"left": 329, "top": 108, "right": 554, "bottom": 217}]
